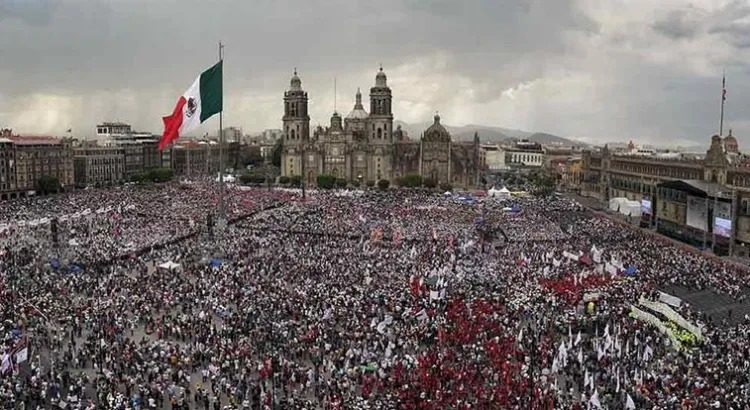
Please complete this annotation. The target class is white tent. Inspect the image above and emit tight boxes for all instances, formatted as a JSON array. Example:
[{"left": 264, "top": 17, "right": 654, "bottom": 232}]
[
  {"left": 158, "top": 261, "right": 181, "bottom": 271},
  {"left": 488, "top": 186, "right": 511, "bottom": 199},
  {"left": 609, "top": 197, "right": 642, "bottom": 217},
  {"left": 215, "top": 173, "right": 236, "bottom": 183}
]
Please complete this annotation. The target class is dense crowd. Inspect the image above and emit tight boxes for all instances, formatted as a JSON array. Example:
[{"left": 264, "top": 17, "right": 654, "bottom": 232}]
[{"left": 1, "top": 182, "right": 750, "bottom": 409}]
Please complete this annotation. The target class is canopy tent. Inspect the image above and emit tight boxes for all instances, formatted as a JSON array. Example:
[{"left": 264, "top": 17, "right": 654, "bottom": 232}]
[
  {"left": 443, "top": 191, "right": 452, "bottom": 196},
  {"left": 209, "top": 258, "right": 224, "bottom": 268},
  {"left": 609, "top": 197, "right": 642, "bottom": 217},
  {"left": 488, "top": 186, "right": 511, "bottom": 199},
  {"left": 215, "top": 174, "right": 236, "bottom": 183},
  {"left": 158, "top": 261, "right": 181, "bottom": 271},
  {"left": 625, "top": 265, "right": 638, "bottom": 276}
]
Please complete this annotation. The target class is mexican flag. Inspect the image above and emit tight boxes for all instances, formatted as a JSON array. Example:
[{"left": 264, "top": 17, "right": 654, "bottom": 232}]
[{"left": 159, "top": 61, "right": 223, "bottom": 150}]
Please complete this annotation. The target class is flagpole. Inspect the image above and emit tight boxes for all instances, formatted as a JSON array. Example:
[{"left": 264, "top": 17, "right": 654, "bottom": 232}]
[
  {"left": 720, "top": 72, "right": 726, "bottom": 136},
  {"left": 218, "top": 42, "right": 226, "bottom": 232}
]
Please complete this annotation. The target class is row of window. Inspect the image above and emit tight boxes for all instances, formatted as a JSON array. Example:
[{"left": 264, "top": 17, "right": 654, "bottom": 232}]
[{"left": 611, "top": 162, "right": 701, "bottom": 179}]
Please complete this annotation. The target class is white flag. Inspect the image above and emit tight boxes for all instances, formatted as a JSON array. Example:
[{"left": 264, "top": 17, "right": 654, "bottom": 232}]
[
  {"left": 575, "top": 330, "right": 581, "bottom": 346},
  {"left": 14, "top": 347, "right": 28, "bottom": 364},
  {"left": 616, "top": 372, "right": 620, "bottom": 393},
  {"left": 626, "top": 393, "right": 636, "bottom": 409},
  {"left": 0, "top": 354, "right": 10, "bottom": 375},
  {"left": 583, "top": 369, "right": 590, "bottom": 388},
  {"left": 577, "top": 347, "right": 583, "bottom": 364},
  {"left": 589, "top": 389, "right": 602, "bottom": 408},
  {"left": 642, "top": 345, "right": 653, "bottom": 362}
]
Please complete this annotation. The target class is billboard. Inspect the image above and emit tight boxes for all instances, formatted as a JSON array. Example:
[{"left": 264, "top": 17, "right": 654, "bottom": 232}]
[
  {"left": 686, "top": 195, "right": 707, "bottom": 231},
  {"left": 714, "top": 217, "right": 732, "bottom": 238},
  {"left": 641, "top": 199, "right": 652, "bottom": 215},
  {"left": 714, "top": 201, "right": 731, "bottom": 221}
]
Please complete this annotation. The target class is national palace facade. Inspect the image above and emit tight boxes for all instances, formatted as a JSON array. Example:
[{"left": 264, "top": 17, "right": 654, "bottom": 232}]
[{"left": 578, "top": 132, "right": 750, "bottom": 255}]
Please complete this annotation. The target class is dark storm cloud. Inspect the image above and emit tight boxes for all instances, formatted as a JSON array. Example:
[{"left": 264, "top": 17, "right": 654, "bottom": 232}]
[
  {"left": 0, "top": 0, "right": 58, "bottom": 25},
  {"left": 652, "top": 10, "right": 701, "bottom": 40},
  {"left": 0, "top": 0, "right": 749, "bottom": 146}
]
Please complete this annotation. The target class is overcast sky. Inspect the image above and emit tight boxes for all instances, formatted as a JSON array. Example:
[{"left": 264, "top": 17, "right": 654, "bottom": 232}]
[{"left": 1, "top": 0, "right": 750, "bottom": 146}]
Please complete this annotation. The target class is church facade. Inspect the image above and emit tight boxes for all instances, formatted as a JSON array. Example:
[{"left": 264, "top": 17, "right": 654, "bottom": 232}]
[{"left": 281, "top": 68, "right": 480, "bottom": 188}]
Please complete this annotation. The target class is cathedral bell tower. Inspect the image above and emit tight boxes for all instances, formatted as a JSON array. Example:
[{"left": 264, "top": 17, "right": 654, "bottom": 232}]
[
  {"left": 282, "top": 69, "right": 310, "bottom": 178},
  {"left": 369, "top": 66, "right": 393, "bottom": 144}
]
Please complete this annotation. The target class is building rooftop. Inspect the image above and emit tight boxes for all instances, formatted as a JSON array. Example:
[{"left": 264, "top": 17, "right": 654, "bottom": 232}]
[
  {"left": 9, "top": 136, "right": 62, "bottom": 145},
  {"left": 97, "top": 122, "right": 131, "bottom": 127},
  {"left": 658, "top": 179, "right": 732, "bottom": 198}
]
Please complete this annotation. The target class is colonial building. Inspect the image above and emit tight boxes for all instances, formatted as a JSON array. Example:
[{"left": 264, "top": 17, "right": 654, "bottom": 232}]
[
  {"left": 171, "top": 140, "right": 239, "bottom": 177},
  {"left": 94, "top": 122, "right": 161, "bottom": 179},
  {"left": 505, "top": 140, "right": 544, "bottom": 169},
  {"left": 280, "top": 68, "right": 479, "bottom": 187},
  {"left": 0, "top": 129, "right": 74, "bottom": 199},
  {"left": 579, "top": 132, "right": 750, "bottom": 256},
  {"left": 73, "top": 146, "right": 125, "bottom": 187}
]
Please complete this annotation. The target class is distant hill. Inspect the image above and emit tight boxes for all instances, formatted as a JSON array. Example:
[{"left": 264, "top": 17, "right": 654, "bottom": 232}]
[{"left": 394, "top": 120, "right": 585, "bottom": 146}]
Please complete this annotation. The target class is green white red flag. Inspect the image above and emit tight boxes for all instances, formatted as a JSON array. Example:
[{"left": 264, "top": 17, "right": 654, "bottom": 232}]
[{"left": 159, "top": 61, "right": 223, "bottom": 150}]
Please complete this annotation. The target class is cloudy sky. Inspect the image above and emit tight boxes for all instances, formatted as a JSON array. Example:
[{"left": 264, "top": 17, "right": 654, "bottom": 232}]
[{"left": 1, "top": 0, "right": 750, "bottom": 146}]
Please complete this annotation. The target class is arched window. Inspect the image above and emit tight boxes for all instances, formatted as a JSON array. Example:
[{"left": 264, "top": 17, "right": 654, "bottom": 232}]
[
  {"left": 291, "top": 129, "right": 296, "bottom": 140},
  {"left": 377, "top": 128, "right": 382, "bottom": 139}
]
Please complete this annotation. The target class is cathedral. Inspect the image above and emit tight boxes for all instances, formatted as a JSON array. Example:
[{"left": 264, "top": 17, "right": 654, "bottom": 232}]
[{"left": 281, "top": 67, "right": 480, "bottom": 188}]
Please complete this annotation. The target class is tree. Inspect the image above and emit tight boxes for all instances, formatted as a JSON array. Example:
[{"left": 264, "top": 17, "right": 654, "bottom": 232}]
[
  {"left": 240, "top": 174, "right": 265, "bottom": 184},
  {"left": 377, "top": 179, "right": 390, "bottom": 190},
  {"left": 396, "top": 174, "right": 422, "bottom": 188},
  {"left": 439, "top": 182, "right": 453, "bottom": 192},
  {"left": 279, "top": 176, "right": 290, "bottom": 184},
  {"left": 271, "top": 139, "right": 283, "bottom": 167},
  {"left": 423, "top": 178, "right": 437, "bottom": 189},
  {"left": 240, "top": 146, "right": 264, "bottom": 167},
  {"left": 289, "top": 175, "right": 302, "bottom": 187},
  {"left": 335, "top": 178, "right": 347, "bottom": 188},
  {"left": 366, "top": 180, "right": 376, "bottom": 188},
  {"left": 352, "top": 180, "right": 361, "bottom": 188},
  {"left": 37, "top": 175, "right": 61, "bottom": 195},
  {"left": 316, "top": 174, "right": 336, "bottom": 189}
]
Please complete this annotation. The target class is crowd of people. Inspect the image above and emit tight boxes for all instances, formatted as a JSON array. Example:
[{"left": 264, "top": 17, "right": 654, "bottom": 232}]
[{"left": 1, "top": 180, "right": 750, "bottom": 409}]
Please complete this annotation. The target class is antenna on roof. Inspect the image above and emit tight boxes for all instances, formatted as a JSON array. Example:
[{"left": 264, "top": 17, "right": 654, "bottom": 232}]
[{"left": 334, "top": 77, "right": 337, "bottom": 113}]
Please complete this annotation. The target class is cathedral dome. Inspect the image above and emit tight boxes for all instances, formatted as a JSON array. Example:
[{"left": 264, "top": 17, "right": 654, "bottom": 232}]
[
  {"left": 346, "top": 88, "right": 369, "bottom": 120},
  {"left": 290, "top": 69, "right": 302, "bottom": 91},
  {"left": 724, "top": 130, "right": 738, "bottom": 153},
  {"left": 422, "top": 113, "right": 451, "bottom": 143},
  {"left": 375, "top": 66, "right": 387, "bottom": 87}
]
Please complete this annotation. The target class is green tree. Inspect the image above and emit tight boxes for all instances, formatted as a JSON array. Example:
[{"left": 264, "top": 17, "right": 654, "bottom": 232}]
[
  {"left": 397, "top": 174, "right": 422, "bottom": 188},
  {"left": 377, "top": 179, "right": 390, "bottom": 190},
  {"left": 423, "top": 178, "right": 437, "bottom": 189},
  {"left": 240, "top": 174, "right": 266, "bottom": 184},
  {"left": 316, "top": 174, "right": 336, "bottom": 189},
  {"left": 439, "top": 182, "right": 453, "bottom": 192},
  {"left": 271, "top": 139, "right": 283, "bottom": 167},
  {"left": 289, "top": 175, "right": 302, "bottom": 187},
  {"left": 366, "top": 180, "right": 376, "bottom": 188},
  {"left": 335, "top": 178, "right": 347, "bottom": 188},
  {"left": 279, "top": 176, "right": 290, "bottom": 184}
]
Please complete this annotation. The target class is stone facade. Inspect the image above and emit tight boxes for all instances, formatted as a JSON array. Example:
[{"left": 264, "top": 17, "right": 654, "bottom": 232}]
[
  {"left": 280, "top": 69, "right": 479, "bottom": 187},
  {"left": 73, "top": 146, "right": 126, "bottom": 187},
  {"left": 0, "top": 132, "right": 74, "bottom": 199},
  {"left": 578, "top": 134, "right": 750, "bottom": 255}
]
